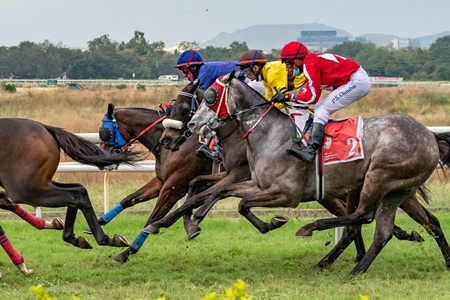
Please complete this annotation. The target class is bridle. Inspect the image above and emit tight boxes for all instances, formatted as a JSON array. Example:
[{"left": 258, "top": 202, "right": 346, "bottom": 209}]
[
  {"left": 162, "top": 89, "right": 200, "bottom": 139},
  {"left": 204, "top": 76, "right": 274, "bottom": 138},
  {"left": 99, "top": 112, "right": 166, "bottom": 153}
]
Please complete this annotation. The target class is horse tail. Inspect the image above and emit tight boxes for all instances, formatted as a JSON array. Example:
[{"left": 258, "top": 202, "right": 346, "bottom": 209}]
[
  {"left": 43, "top": 125, "right": 137, "bottom": 168},
  {"left": 434, "top": 132, "right": 450, "bottom": 167}
]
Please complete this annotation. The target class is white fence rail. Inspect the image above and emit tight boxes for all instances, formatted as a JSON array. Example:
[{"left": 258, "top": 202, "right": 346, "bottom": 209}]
[
  {"left": 67, "top": 127, "right": 450, "bottom": 213},
  {"left": 47, "top": 128, "right": 450, "bottom": 243}
]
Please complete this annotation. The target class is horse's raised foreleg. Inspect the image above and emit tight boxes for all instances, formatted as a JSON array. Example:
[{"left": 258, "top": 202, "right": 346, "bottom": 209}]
[
  {"left": 84, "top": 177, "right": 163, "bottom": 234},
  {"left": 236, "top": 184, "right": 292, "bottom": 234}
]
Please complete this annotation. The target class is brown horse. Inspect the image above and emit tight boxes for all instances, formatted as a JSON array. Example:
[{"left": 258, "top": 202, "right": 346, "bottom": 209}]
[
  {"left": 92, "top": 104, "right": 215, "bottom": 263},
  {"left": 0, "top": 118, "right": 137, "bottom": 249},
  {"left": 183, "top": 72, "right": 450, "bottom": 274}
]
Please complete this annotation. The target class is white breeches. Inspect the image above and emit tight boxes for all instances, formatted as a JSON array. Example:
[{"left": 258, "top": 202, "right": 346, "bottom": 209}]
[{"left": 314, "top": 67, "right": 370, "bottom": 125}]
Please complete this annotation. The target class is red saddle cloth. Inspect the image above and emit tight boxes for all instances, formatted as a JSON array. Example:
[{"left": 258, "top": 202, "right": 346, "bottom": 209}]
[{"left": 322, "top": 116, "right": 364, "bottom": 165}]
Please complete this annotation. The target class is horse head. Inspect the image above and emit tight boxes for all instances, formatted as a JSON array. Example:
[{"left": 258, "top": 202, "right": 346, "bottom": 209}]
[
  {"left": 160, "top": 80, "right": 204, "bottom": 151},
  {"left": 98, "top": 103, "right": 129, "bottom": 153},
  {"left": 188, "top": 71, "right": 261, "bottom": 135}
]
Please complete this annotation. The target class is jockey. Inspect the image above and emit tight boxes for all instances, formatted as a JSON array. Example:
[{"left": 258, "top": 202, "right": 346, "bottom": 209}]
[
  {"left": 236, "top": 49, "right": 306, "bottom": 109},
  {"left": 272, "top": 41, "right": 371, "bottom": 163},
  {"left": 176, "top": 50, "right": 245, "bottom": 163},
  {"left": 176, "top": 49, "right": 245, "bottom": 89}
]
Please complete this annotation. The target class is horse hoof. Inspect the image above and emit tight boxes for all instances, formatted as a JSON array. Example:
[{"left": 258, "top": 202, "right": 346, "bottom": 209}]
[
  {"left": 82, "top": 226, "right": 93, "bottom": 234},
  {"left": 113, "top": 234, "right": 130, "bottom": 247},
  {"left": 411, "top": 230, "right": 424, "bottom": 242},
  {"left": 52, "top": 217, "right": 65, "bottom": 230},
  {"left": 77, "top": 236, "right": 93, "bottom": 249},
  {"left": 113, "top": 253, "right": 129, "bottom": 264},
  {"left": 295, "top": 227, "right": 313, "bottom": 237},
  {"left": 143, "top": 224, "right": 160, "bottom": 235},
  {"left": 271, "top": 215, "right": 289, "bottom": 228},
  {"left": 187, "top": 226, "right": 201, "bottom": 240}
]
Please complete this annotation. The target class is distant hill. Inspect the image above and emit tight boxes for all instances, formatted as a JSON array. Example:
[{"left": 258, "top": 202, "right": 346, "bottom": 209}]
[
  {"left": 202, "top": 24, "right": 450, "bottom": 51},
  {"left": 202, "top": 23, "right": 353, "bottom": 51}
]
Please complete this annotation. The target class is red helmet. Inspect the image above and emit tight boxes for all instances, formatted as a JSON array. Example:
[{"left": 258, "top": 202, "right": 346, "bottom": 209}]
[
  {"left": 236, "top": 50, "right": 266, "bottom": 67},
  {"left": 279, "top": 41, "right": 309, "bottom": 61}
]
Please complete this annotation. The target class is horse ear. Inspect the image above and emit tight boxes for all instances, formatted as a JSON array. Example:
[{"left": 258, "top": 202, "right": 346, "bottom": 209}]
[
  {"left": 227, "top": 70, "right": 235, "bottom": 83},
  {"left": 107, "top": 103, "right": 114, "bottom": 118}
]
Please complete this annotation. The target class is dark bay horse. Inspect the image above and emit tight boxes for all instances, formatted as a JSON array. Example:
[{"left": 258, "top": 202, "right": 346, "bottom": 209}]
[
  {"left": 93, "top": 104, "right": 215, "bottom": 263},
  {"left": 184, "top": 73, "right": 450, "bottom": 274},
  {"left": 0, "top": 118, "right": 137, "bottom": 249}
]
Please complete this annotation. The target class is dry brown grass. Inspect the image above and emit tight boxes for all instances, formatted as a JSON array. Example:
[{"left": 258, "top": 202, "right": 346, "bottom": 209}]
[{"left": 1, "top": 84, "right": 450, "bottom": 211}]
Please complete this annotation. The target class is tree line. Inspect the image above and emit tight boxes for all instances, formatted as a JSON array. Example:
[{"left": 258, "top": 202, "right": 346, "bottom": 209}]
[{"left": 1, "top": 30, "right": 449, "bottom": 80}]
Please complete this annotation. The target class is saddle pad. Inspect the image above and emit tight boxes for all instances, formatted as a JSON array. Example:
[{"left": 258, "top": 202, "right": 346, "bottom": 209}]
[{"left": 322, "top": 116, "right": 364, "bottom": 165}]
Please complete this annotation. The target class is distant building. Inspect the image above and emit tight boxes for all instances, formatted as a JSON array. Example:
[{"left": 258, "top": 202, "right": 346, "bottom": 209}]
[
  {"left": 297, "top": 30, "right": 349, "bottom": 52},
  {"left": 391, "top": 38, "right": 421, "bottom": 49}
]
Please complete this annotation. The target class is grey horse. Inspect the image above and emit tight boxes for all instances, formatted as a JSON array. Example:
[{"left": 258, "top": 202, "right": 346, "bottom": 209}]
[{"left": 183, "top": 72, "right": 450, "bottom": 274}]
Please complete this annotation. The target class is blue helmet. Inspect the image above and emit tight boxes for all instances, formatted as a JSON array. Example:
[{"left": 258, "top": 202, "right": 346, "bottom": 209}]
[{"left": 176, "top": 50, "right": 204, "bottom": 68}]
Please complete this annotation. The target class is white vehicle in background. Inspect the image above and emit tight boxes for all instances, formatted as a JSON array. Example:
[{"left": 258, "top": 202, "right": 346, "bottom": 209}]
[{"left": 158, "top": 75, "right": 179, "bottom": 81}]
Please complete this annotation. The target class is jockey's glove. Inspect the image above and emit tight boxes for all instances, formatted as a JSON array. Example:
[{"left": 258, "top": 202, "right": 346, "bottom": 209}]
[{"left": 270, "top": 90, "right": 290, "bottom": 103}]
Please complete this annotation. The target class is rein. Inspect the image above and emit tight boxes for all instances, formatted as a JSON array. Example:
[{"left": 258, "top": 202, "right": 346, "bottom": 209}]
[
  {"left": 118, "top": 115, "right": 166, "bottom": 152},
  {"left": 214, "top": 79, "right": 275, "bottom": 139}
]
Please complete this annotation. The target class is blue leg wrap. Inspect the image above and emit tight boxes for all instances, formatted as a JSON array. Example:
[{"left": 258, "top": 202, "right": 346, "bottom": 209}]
[
  {"left": 132, "top": 231, "right": 149, "bottom": 251},
  {"left": 101, "top": 204, "right": 124, "bottom": 223}
]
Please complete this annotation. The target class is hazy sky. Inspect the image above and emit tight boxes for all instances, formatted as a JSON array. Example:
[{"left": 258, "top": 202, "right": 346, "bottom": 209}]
[{"left": 1, "top": 0, "right": 449, "bottom": 49}]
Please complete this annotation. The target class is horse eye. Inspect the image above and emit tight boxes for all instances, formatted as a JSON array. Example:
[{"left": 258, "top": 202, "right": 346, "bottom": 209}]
[
  {"left": 204, "top": 88, "right": 218, "bottom": 106},
  {"left": 175, "top": 102, "right": 190, "bottom": 118}
]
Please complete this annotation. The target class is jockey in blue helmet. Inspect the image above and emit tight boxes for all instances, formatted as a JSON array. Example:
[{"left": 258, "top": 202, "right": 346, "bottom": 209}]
[
  {"left": 176, "top": 49, "right": 245, "bottom": 90},
  {"left": 175, "top": 50, "right": 245, "bottom": 163}
]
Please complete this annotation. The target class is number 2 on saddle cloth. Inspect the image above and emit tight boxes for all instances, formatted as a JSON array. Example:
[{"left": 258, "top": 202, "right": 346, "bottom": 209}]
[{"left": 290, "top": 109, "right": 364, "bottom": 165}]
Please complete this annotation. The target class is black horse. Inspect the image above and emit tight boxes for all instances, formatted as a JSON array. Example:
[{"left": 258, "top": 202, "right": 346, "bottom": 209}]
[{"left": 0, "top": 118, "right": 136, "bottom": 249}]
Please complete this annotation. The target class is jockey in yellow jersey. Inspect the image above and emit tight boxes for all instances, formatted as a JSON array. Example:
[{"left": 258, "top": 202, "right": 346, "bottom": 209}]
[{"left": 236, "top": 50, "right": 305, "bottom": 109}]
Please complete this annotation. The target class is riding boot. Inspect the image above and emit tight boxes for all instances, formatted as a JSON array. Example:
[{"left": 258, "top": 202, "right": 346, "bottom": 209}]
[{"left": 287, "top": 123, "right": 324, "bottom": 163}]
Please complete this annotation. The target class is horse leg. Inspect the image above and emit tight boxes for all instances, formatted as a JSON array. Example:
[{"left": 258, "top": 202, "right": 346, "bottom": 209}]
[
  {"left": 236, "top": 185, "right": 294, "bottom": 234},
  {"left": 182, "top": 172, "right": 226, "bottom": 237},
  {"left": 182, "top": 172, "right": 244, "bottom": 239},
  {"left": 315, "top": 224, "right": 362, "bottom": 270},
  {"left": 399, "top": 195, "right": 450, "bottom": 269},
  {"left": 320, "top": 196, "right": 366, "bottom": 263},
  {"left": 350, "top": 191, "right": 405, "bottom": 274},
  {"left": 84, "top": 177, "right": 163, "bottom": 234},
  {"left": 38, "top": 182, "right": 128, "bottom": 248},
  {"left": 113, "top": 177, "right": 192, "bottom": 263},
  {"left": 62, "top": 206, "right": 93, "bottom": 249},
  {"left": 0, "top": 192, "right": 64, "bottom": 230},
  {"left": 0, "top": 226, "right": 33, "bottom": 276}
]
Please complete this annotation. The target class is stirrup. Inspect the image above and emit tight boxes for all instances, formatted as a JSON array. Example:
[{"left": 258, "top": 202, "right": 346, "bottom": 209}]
[{"left": 286, "top": 146, "right": 316, "bottom": 163}]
